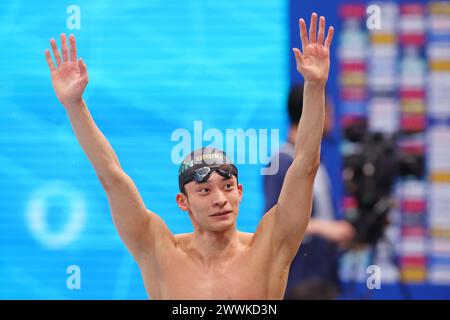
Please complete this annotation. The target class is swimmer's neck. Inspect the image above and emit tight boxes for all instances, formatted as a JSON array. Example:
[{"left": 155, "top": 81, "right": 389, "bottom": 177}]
[{"left": 188, "top": 227, "right": 242, "bottom": 266}]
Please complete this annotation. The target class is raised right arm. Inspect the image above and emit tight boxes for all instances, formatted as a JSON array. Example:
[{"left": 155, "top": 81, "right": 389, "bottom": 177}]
[{"left": 45, "top": 33, "right": 176, "bottom": 260}]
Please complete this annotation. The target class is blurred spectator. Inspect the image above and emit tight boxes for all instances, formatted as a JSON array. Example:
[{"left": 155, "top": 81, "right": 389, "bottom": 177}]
[{"left": 264, "top": 85, "right": 355, "bottom": 300}]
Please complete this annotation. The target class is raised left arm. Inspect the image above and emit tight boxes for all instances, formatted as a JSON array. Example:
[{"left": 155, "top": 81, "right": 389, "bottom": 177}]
[{"left": 255, "top": 13, "right": 334, "bottom": 265}]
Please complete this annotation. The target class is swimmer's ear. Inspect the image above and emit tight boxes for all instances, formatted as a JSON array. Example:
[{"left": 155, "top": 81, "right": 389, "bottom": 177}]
[
  {"left": 176, "top": 192, "right": 189, "bottom": 211},
  {"left": 237, "top": 184, "right": 243, "bottom": 203}
]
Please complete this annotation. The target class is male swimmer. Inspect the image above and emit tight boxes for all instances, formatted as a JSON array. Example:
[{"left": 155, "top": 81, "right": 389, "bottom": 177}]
[{"left": 45, "top": 13, "right": 334, "bottom": 299}]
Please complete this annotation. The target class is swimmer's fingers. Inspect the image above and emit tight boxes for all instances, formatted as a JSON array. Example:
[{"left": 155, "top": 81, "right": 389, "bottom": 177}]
[
  {"left": 324, "top": 26, "right": 334, "bottom": 50},
  {"left": 49, "top": 38, "right": 62, "bottom": 67},
  {"left": 78, "top": 58, "right": 88, "bottom": 81},
  {"left": 60, "top": 33, "right": 69, "bottom": 62},
  {"left": 45, "top": 49, "right": 56, "bottom": 73},
  {"left": 309, "top": 12, "right": 318, "bottom": 44},
  {"left": 299, "top": 18, "right": 308, "bottom": 53},
  {"left": 69, "top": 34, "right": 77, "bottom": 62}
]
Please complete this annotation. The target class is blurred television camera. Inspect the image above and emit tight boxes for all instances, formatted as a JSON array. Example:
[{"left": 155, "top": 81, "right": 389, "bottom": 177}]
[{"left": 341, "top": 119, "right": 425, "bottom": 246}]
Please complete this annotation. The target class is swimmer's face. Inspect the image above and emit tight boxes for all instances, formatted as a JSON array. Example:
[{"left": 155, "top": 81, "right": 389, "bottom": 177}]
[{"left": 176, "top": 172, "right": 242, "bottom": 232}]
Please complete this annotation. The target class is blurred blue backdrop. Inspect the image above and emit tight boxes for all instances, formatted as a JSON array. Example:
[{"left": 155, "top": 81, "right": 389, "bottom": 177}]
[{"left": 0, "top": 0, "right": 288, "bottom": 299}]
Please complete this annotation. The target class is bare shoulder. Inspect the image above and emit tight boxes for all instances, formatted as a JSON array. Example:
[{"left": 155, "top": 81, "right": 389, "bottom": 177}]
[
  {"left": 238, "top": 231, "right": 254, "bottom": 247},
  {"left": 174, "top": 232, "right": 193, "bottom": 249}
]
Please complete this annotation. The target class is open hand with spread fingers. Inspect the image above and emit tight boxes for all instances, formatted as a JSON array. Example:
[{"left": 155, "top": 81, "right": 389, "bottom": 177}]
[
  {"left": 293, "top": 13, "right": 334, "bottom": 85},
  {"left": 45, "top": 33, "right": 88, "bottom": 108}
]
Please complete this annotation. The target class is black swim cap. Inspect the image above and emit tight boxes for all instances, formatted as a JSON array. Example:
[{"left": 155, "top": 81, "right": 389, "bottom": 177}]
[{"left": 178, "top": 147, "right": 238, "bottom": 193}]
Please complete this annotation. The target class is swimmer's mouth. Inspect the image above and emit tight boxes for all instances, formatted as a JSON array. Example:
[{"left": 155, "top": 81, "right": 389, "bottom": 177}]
[{"left": 211, "top": 210, "right": 232, "bottom": 217}]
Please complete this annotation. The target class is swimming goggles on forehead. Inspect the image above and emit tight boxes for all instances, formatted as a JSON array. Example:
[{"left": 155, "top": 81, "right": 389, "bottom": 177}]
[{"left": 184, "top": 164, "right": 238, "bottom": 185}]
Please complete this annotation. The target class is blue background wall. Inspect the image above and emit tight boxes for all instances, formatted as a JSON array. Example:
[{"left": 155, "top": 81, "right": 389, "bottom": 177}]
[{"left": 0, "top": 0, "right": 288, "bottom": 299}]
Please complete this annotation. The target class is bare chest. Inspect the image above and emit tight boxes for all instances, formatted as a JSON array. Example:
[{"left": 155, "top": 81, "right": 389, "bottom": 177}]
[{"left": 140, "top": 247, "right": 286, "bottom": 300}]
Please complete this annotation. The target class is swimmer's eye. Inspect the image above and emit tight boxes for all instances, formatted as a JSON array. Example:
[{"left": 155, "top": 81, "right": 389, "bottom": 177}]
[
  {"left": 199, "top": 187, "right": 210, "bottom": 194},
  {"left": 225, "top": 183, "right": 234, "bottom": 190}
]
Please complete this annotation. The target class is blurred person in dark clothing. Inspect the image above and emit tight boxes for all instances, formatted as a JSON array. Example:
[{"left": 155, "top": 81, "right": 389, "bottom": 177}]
[{"left": 264, "top": 85, "right": 355, "bottom": 300}]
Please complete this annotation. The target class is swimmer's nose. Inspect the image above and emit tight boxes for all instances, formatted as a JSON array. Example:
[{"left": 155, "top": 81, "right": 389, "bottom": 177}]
[{"left": 212, "top": 190, "right": 227, "bottom": 207}]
